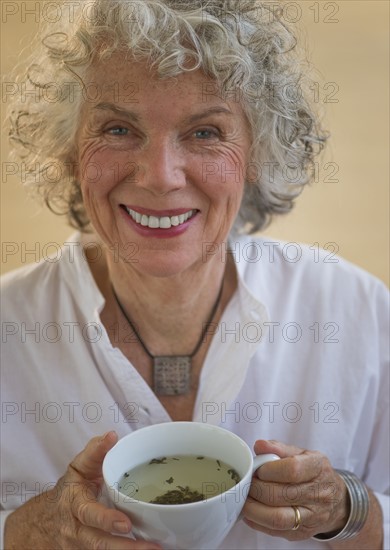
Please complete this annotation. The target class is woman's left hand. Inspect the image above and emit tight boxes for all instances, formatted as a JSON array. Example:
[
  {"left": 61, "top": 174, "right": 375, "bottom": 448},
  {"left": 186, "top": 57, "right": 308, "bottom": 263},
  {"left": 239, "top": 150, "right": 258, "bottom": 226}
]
[{"left": 242, "top": 439, "right": 349, "bottom": 540}]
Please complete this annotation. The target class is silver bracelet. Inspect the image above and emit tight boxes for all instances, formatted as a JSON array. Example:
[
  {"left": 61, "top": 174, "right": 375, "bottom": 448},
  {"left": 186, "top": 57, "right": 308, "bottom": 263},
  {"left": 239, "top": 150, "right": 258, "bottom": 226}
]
[{"left": 312, "top": 469, "right": 369, "bottom": 541}]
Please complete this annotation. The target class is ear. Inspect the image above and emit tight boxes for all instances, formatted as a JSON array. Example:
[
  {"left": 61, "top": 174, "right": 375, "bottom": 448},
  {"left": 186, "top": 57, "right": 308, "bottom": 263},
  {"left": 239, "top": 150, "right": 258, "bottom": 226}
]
[
  {"left": 66, "top": 146, "right": 80, "bottom": 181},
  {"left": 243, "top": 147, "right": 259, "bottom": 186}
]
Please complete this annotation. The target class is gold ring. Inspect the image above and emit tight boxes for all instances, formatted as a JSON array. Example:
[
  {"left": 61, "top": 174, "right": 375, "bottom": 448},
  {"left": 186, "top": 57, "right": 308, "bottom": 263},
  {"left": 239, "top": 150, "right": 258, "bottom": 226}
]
[{"left": 291, "top": 505, "right": 301, "bottom": 531}]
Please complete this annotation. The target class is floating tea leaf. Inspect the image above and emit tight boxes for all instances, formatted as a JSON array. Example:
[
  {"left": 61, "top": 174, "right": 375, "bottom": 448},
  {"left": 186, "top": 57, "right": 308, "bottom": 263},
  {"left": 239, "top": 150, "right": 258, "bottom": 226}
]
[{"left": 119, "top": 455, "right": 241, "bottom": 505}]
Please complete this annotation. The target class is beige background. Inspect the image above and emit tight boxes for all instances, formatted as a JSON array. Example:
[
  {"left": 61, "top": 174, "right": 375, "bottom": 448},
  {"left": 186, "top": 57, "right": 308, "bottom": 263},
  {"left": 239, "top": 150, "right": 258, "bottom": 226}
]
[{"left": 1, "top": 1, "right": 389, "bottom": 285}]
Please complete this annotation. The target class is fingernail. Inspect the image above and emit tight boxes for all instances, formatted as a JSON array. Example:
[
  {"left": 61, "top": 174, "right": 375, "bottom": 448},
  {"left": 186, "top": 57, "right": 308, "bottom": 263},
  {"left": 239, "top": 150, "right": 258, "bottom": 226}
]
[
  {"left": 113, "top": 520, "right": 130, "bottom": 533},
  {"left": 100, "top": 431, "right": 114, "bottom": 442}
]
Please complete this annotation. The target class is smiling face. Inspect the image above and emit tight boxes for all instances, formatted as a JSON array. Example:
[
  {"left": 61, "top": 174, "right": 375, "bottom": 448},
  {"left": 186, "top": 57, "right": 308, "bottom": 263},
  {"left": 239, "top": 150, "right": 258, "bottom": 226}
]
[{"left": 76, "top": 55, "right": 251, "bottom": 278}]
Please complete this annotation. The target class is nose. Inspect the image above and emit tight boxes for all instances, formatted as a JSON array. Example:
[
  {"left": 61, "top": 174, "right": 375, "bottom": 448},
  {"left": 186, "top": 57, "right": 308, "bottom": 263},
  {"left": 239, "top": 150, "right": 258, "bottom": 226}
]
[{"left": 135, "top": 138, "right": 187, "bottom": 196}]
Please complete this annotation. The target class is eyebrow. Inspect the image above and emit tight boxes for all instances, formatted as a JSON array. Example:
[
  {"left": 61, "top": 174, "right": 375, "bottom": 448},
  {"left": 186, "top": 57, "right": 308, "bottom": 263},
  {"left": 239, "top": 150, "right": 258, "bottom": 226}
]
[
  {"left": 182, "top": 107, "right": 234, "bottom": 124},
  {"left": 93, "top": 103, "right": 233, "bottom": 125},
  {"left": 93, "top": 102, "right": 141, "bottom": 123}
]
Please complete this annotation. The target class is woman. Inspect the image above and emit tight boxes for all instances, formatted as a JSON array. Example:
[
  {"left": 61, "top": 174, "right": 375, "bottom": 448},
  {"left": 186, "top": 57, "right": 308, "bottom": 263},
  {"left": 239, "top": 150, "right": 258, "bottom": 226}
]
[{"left": 1, "top": 1, "right": 388, "bottom": 549}]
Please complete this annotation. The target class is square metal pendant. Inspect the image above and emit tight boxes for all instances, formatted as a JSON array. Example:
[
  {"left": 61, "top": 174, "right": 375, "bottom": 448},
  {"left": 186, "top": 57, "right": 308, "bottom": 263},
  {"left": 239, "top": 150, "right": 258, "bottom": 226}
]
[{"left": 153, "top": 356, "right": 191, "bottom": 395}]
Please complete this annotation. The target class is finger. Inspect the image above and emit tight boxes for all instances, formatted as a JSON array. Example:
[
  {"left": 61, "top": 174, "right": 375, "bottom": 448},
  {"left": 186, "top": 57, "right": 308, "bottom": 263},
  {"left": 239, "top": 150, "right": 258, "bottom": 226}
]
[
  {"left": 70, "top": 431, "right": 118, "bottom": 481},
  {"left": 254, "top": 439, "right": 304, "bottom": 458},
  {"left": 77, "top": 525, "right": 162, "bottom": 550},
  {"left": 243, "top": 516, "right": 307, "bottom": 542},
  {"left": 242, "top": 497, "right": 309, "bottom": 532},
  {"left": 73, "top": 497, "right": 132, "bottom": 534},
  {"left": 248, "top": 478, "right": 323, "bottom": 507},
  {"left": 254, "top": 441, "right": 323, "bottom": 483}
]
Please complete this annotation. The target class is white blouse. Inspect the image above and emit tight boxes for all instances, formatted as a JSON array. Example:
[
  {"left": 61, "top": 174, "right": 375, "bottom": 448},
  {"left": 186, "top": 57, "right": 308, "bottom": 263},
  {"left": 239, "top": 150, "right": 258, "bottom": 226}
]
[{"left": 1, "top": 234, "right": 389, "bottom": 549}]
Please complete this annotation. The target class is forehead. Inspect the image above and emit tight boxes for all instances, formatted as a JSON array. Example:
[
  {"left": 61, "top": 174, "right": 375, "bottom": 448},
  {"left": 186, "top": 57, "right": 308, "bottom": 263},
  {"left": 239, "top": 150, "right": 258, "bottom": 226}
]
[{"left": 82, "top": 53, "right": 245, "bottom": 119}]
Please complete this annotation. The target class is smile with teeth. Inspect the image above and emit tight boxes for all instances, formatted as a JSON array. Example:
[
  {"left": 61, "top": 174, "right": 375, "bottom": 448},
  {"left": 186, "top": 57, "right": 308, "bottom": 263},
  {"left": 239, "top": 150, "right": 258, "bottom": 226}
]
[{"left": 125, "top": 207, "right": 196, "bottom": 229}]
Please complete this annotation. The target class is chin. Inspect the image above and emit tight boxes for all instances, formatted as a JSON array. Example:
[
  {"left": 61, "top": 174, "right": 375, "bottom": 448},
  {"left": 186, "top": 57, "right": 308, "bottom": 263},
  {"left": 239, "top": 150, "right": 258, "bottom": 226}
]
[{"left": 131, "top": 251, "right": 198, "bottom": 279}]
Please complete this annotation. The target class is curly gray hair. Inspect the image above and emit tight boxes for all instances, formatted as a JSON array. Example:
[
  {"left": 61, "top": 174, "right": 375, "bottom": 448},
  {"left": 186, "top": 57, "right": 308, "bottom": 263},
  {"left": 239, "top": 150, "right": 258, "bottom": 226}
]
[{"left": 8, "top": 0, "right": 326, "bottom": 234}]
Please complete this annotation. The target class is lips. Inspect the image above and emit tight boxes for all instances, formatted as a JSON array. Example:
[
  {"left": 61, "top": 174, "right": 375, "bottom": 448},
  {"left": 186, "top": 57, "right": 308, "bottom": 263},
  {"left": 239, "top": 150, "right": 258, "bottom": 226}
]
[{"left": 123, "top": 206, "right": 197, "bottom": 229}]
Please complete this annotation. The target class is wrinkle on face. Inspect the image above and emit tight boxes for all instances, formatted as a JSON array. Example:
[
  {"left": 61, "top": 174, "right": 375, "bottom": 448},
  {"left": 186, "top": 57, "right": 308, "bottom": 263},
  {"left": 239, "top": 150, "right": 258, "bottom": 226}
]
[{"left": 75, "top": 55, "right": 252, "bottom": 278}]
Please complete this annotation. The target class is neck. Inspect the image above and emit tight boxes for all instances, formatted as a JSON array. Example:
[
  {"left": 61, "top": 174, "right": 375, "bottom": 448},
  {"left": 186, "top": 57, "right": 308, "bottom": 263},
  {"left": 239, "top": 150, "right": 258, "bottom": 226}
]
[{"left": 83, "top": 235, "right": 237, "bottom": 356}]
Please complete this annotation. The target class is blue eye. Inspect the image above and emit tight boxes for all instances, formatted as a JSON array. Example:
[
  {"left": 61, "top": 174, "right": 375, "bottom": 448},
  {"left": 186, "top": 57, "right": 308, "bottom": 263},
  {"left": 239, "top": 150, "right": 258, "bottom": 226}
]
[
  {"left": 194, "top": 129, "right": 218, "bottom": 139},
  {"left": 108, "top": 127, "right": 129, "bottom": 136}
]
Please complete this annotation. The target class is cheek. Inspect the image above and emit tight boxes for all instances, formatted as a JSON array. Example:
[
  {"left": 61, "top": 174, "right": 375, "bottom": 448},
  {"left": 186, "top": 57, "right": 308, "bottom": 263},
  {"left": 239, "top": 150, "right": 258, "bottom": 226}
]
[
  {"left": 78, "top": 144, "right": 128, "bottom": 197},
  {"left": 201, "top": 146, "right": 248, "bottom": 197}
]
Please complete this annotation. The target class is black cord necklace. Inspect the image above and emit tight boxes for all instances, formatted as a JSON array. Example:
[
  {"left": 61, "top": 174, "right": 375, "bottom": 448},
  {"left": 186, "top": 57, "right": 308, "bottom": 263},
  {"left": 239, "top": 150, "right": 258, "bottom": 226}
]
[{"left": 111, "top": 281, "right": 224, "bottom": 396}]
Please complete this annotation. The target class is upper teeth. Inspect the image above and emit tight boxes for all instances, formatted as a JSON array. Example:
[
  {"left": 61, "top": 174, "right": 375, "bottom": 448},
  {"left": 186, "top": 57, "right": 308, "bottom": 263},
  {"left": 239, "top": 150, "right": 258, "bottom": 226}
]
[{"left": 126, "top": 208, "right": 195, "bottom": 229}]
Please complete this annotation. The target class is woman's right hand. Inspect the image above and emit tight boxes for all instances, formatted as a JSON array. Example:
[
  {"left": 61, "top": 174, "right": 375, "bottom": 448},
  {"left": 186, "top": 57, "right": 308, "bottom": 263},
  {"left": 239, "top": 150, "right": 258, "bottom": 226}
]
[{"left": 4, "top": 431, "right": 162, "bottom": 549}]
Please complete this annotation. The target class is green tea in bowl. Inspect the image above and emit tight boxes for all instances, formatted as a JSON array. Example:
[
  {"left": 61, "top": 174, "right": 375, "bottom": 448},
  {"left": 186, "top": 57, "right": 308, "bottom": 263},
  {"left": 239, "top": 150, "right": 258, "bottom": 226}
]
[
  {"left": 118, "top": 454, "right": 241, "bottom": 504},
  {"left": 103, "top": 422, "right": 280, "bottom": 549}
]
